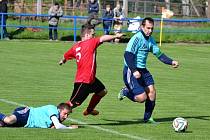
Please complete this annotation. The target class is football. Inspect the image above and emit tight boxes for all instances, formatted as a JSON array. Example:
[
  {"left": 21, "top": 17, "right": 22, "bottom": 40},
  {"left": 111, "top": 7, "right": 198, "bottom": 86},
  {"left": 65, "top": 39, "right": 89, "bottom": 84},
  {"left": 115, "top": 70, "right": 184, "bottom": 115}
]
[{"left": 172, "top": 117, "right": 188, "bottom": 132}]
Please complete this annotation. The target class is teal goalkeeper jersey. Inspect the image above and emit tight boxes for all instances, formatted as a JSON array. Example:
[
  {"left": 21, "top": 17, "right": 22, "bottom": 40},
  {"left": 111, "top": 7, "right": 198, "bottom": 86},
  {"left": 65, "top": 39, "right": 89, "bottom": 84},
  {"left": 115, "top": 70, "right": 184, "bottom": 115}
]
[
  {"left": 25, "top": 105, "right": 59, "bottom": 128},
  {"left": 125, "top": 31, "right": 161, "bottom": 68}
]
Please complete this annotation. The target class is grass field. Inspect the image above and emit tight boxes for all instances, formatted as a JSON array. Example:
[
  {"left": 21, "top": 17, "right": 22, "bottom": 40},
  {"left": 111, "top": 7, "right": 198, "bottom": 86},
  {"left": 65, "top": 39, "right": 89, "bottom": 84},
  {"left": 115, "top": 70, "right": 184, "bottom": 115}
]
[{"left": 0, "top": 40, "right": 210, "bottom": 140}]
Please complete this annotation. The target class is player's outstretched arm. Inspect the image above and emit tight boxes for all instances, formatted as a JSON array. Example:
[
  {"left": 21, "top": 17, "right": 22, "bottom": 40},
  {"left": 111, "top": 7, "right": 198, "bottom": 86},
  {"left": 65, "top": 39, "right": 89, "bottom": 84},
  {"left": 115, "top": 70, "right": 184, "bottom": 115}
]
[
  {"left": 59, "top": 56, "right": 66, "bottom": 65},
  {"left": 51, "top": 116, "right": 78, "bottom": 129},
  {"left": 157, "top": 53, "right": 179, "bottom": 68},
  {"left": 99, "top": 33, "right": 124, "bottom": 42}
]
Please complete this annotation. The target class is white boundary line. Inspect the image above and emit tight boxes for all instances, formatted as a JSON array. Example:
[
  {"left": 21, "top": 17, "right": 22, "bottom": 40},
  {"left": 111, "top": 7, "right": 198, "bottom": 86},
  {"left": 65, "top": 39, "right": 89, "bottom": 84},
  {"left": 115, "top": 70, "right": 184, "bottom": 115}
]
[{"left": 0, "top": 98, "right": 149, "bottom": 140}]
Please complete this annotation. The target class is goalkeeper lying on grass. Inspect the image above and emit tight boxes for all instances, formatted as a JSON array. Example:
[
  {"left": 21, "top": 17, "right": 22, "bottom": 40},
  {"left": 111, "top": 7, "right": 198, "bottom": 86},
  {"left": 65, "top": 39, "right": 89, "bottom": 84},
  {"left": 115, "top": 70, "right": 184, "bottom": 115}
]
[{"left": 0, "top": 103, "right": 78, "bottom": 129}]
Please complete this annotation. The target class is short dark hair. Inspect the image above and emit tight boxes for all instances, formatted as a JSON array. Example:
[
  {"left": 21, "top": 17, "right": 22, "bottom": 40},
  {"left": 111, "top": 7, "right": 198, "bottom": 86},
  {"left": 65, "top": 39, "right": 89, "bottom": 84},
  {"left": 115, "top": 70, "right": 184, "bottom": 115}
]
[
  {"left": 54, "top": 2, "right": 59, "bottom": 6},
  {"left": 141, "top": 17, "right": 154, "bottom": 26},
  {"left": 57, "top": 103, "right": 72, "bottom": 113},
  {"left": 80, "top": 23, "right": 95, "bottom": 37}
]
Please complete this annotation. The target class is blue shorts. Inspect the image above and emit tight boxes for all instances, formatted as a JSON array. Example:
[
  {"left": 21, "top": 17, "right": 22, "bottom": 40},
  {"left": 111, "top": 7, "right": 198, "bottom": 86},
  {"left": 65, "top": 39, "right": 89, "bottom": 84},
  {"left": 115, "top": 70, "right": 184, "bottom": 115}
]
[
  {"left": 10, "top": 107, "right": 30, "bottom": 127},
  {"left": 123, "top": 66, "right": 154, "bottom": 96}
]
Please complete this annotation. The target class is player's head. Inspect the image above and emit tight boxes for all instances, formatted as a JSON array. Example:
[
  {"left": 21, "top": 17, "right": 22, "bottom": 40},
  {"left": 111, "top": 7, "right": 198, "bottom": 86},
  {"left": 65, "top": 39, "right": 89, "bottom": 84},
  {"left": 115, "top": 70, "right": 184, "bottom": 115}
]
[
  {"left": 90, "top": 0, "right": 95, "bottom": 3},
  {"left": 141, "top": 17, "right": 154, "bottom": 36},
  {"left": 106, "top": 4, "right": 111, "bottom": 11},
  {"left": 57, "top": 103, "right": 72, "bottom": 122},
  {"left": 54, "top": 2, "right": 60, "bottom": 9},
  {"left": 80, "top": 23, "right": 95, "bottom": 40},
  {"left": 116, "top": 2, "right": 121, "bottom": 9}
]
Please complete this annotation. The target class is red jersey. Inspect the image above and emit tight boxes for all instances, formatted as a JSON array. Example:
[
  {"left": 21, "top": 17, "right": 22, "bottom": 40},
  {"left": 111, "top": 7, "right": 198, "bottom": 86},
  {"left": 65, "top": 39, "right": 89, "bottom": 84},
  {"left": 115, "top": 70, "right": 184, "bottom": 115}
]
[{"left": 64, "top": 37, "right": 102, "bottom": 84}]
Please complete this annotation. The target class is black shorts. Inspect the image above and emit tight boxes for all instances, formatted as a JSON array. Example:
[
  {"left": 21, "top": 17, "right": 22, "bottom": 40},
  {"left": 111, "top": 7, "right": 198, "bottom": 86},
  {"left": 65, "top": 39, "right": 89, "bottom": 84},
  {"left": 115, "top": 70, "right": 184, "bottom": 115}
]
[
  {"left": 70, "top": 77, "right": 105, "bottom": 107},
  {"left": 10, "top": 107, "right": 30, "bottom": 127}
]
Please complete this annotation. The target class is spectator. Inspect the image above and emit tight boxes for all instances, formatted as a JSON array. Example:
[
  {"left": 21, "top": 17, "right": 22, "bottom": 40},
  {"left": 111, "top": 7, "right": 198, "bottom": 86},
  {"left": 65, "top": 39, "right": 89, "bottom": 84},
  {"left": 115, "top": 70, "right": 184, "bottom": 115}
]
[
  {"left": 48, "top": 2, "right": 63, "bottom": 41},
  {"left": 102, "top": 4, "right": 114, "bottom": 35},
  {"left": 88, "top": 0, "right": 99, "bottom": 17},
  {"left": 127, "top": 16, "right": 141, "bottom": 33},
  {"left": 87, "top": 0, "right": 101, "bottom": 29},
  {"left": 76, "top": 0, "right": 81, "bottom": 7},
  {"left": 113, "top": 2, "right": 124, "bottom": 43},
  {"left": 0, "top": 0, "right": 9, "bottom": 40}
]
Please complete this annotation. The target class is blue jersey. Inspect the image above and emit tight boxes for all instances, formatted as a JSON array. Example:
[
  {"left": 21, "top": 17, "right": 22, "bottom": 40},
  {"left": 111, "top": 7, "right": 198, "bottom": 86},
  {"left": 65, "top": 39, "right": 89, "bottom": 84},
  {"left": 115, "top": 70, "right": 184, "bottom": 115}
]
[
  {"left": 25, "top": 105, "right": 59, "bottom": 128},
  {"left": 125, "top": 31, "right": 162, "bottom": 68}
]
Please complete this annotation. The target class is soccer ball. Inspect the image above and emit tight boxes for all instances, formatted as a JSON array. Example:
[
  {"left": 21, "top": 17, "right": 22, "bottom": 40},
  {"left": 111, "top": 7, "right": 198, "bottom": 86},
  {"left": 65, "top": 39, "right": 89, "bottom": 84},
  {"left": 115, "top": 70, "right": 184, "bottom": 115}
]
[{"left": 172, "top": 117, "right": 188, "bottom": 132}]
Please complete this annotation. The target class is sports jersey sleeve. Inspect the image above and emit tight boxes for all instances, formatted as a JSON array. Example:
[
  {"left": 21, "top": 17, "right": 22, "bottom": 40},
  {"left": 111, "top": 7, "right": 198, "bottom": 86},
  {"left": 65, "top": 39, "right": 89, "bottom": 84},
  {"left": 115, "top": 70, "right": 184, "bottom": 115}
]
[
  {"left": 51, "top": 116, "right": 74, "bottom": 129},
  {"left": 149, "top": 37, "right": 173, "bottom": 65},
  {"left": 149, "top": 37, "right": 162, "bottom": 57},
  {"left": 124, "top": 35, "right": 141, "bottom": 71},
  {"left": 91, "top": 37, "right": 102, "bottom": 49},
  {"left": 64, "top": 47, "right": 75, "bottom": 60}
]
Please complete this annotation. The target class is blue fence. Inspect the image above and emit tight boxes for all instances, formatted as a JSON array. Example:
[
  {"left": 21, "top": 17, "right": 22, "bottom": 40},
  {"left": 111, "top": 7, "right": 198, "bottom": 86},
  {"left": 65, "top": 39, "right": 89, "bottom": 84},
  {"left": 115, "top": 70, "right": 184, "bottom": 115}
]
[
  {"left": 0, "top": 13, "right": 90, "bottom": 41},
  {"left": 1, "top": 13, "right": 210, "bottom": 41}
]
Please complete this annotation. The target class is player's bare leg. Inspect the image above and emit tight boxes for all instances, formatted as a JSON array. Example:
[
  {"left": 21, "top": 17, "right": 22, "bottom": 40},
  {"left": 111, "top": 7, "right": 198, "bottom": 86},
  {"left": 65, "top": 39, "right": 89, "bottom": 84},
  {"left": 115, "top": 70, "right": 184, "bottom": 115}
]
[
  {"left": 83, "top": 89, "right": 107, "bottom": 116},
  {"left": 1, "top": 115, "right": 17, "bottom": 125},
  {"left": 134, "top": 92, "right": 147, "bottom": 103}
]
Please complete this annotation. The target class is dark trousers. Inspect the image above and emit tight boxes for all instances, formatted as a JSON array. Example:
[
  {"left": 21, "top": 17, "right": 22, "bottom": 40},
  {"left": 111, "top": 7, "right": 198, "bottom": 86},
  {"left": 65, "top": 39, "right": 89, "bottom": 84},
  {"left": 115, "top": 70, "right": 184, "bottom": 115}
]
[
  {"left": 103, "top": 23, "right": 112, "bottom": 35},
  {"left": 49, "top": 24, "right": 58, "bottom": 40}
]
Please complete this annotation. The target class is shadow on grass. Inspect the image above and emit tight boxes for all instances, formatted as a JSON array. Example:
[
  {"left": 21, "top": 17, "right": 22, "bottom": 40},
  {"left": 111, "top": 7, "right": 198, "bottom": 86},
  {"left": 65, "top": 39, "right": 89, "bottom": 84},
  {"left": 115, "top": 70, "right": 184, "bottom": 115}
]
[
  {"left": 60, "top": 35, "right": 81, "bottom": 41},
  {"left": 8, "top": 27, "right": 25, "bottom": 39},
  {"left": 83, "top": 115, "right": 210, "bottom": 126}
]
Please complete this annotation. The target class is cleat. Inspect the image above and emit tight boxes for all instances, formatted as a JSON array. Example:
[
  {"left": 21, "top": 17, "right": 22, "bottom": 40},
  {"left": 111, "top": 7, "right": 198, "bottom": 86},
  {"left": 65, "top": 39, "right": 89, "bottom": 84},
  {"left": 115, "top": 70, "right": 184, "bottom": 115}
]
[
  {"left": 83, "top": 109, "right": 99, "bottom": 116},
  {"left": 118, "top": 87, "right": 127, "bottom": 101},
  {"left": 144, "top": 117, "right": 158, "bottom": 124}
]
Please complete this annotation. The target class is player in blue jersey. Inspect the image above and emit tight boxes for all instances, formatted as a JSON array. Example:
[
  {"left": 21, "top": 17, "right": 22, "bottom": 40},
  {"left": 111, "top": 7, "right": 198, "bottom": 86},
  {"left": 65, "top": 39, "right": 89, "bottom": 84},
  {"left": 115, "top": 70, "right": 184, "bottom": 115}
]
[
  {"left": 118, "top": 17, "right": 179, "bottom": 123},
  {"left": 0, "top": 103, "right": 78, "bottom": 129}
]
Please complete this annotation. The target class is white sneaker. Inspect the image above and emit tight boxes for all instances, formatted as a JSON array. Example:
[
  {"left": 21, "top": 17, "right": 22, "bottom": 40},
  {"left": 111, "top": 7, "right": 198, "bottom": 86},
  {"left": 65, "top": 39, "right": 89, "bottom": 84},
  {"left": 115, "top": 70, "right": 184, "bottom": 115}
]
[{"left": 118, "top": 87, "right": 127, "bottom": 101}]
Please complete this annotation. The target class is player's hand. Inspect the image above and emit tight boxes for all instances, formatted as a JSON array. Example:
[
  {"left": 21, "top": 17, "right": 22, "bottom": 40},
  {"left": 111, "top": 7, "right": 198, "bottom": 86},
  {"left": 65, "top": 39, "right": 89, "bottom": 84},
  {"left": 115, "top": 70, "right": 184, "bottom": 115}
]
[
  {"left": 50, "top": 125, "right": 55, "bottom": 129},
  {"left": 59, "top": 59, "right": 66, "bottom": 65},
  {"left": 172, "top": 60, "right": 179, "bottom": 68},
  {"left": 133, "top": 70, "right": 141, "bottom": 79},
  {"left": 59, "top": 60, "right": 63, "bottom": 65},
  {"left": 116, "top": 33, "right": 125, "bottom": 38},
  {"left": 69, "top": 125, "right": 78, "bottom": 129}
]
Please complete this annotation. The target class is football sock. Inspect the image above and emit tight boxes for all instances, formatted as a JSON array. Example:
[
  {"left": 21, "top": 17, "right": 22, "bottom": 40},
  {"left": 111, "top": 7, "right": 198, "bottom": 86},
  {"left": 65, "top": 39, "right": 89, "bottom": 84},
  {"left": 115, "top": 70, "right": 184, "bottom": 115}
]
[
  {"left": 87, "top": 94, "right": 103, "bottom": 112},
  {"left": 0, "top": 113, "right": 6, "bottom": 121},
  {"left": 144, "top": 99, "right": 155, "bottom": 121}
]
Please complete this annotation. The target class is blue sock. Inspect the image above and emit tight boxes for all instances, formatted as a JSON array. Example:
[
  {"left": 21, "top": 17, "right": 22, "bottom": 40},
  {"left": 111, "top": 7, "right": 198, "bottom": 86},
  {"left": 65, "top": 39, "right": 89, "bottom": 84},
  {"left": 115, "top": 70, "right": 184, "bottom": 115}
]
[
  {"left": 144, "top": 99, "right": 155, "bottom": 121},
  {"left": 123, "top": 88, "right": 136, "bottom": 102},
  {"left": 0, "top": 113, "right": 6, "bottom": 121}
]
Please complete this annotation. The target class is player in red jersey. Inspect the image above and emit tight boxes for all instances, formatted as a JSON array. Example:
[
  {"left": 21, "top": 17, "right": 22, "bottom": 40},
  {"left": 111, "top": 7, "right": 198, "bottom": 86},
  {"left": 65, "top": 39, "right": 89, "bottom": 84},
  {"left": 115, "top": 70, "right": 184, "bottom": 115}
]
[{"left": 59, "top": 23, "right": 123, "bottom": 116}]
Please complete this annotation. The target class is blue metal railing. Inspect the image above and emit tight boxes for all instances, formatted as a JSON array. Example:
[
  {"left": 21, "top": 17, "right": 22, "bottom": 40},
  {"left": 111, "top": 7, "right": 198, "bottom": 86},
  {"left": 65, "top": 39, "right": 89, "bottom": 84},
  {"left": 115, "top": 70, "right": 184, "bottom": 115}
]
[
  {"left": 1, "top": 12, "right": 210, "bottom": 41},
  {"left": 0, "top": 13, "right": 90, "bottom": 41}
]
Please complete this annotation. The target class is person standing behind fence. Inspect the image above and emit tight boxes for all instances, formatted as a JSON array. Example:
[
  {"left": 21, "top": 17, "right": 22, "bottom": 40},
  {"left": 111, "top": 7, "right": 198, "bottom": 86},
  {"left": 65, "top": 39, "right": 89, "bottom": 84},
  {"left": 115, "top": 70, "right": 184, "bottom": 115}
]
[
  {"left": 0, "top": 0, "right": 9, "bottom": 40},
  {"left": 88, "top": 0, "right": 99, "bottom": 17},
  {"left": 102, "top": 4, "right": 114, "bottom": 35},
  {"left": 113, "top": 2, "right": 124, "bottom": 43},
  {"left": 48, "top": 2, "right": 63, "bottom": 41}
]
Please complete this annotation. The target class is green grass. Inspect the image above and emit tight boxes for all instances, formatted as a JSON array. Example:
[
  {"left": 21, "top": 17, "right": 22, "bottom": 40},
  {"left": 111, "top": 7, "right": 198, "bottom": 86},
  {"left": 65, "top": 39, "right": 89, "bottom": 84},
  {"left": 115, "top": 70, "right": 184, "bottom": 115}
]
[{"left": 0, "top": 41, "right": 210, "bottom": 140}]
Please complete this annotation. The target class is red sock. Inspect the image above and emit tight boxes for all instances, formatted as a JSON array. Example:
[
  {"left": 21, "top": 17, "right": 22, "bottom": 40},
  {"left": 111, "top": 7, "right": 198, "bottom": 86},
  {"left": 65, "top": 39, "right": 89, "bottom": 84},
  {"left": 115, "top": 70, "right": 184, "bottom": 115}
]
[{"left": 87, "top": 94, "right": 103, "bottom": 112}]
